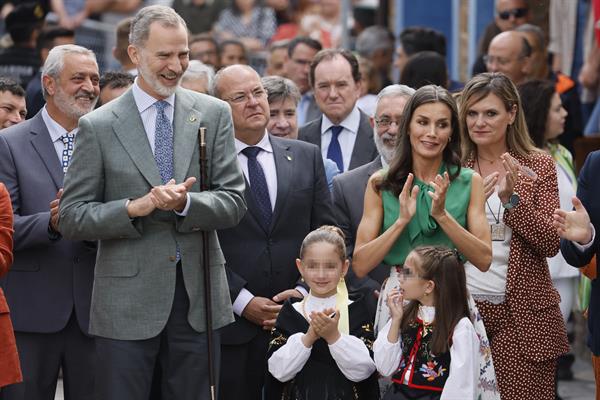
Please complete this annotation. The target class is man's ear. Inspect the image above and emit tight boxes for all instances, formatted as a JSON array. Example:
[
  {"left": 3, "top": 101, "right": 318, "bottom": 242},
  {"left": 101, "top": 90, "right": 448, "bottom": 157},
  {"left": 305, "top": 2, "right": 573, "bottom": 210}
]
[
  {"left": 42, "top": 74, "right": 55, "bottom": 97},
  {"left": 127, "top": 44, "right": 140, "bottom": 66}
]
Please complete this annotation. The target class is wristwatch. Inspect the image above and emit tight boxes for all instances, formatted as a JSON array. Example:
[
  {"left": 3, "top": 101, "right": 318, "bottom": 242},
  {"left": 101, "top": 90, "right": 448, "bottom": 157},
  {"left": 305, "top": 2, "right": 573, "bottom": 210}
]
[{"left": 502, "top": 193, "right": 520, "bottom": 210}]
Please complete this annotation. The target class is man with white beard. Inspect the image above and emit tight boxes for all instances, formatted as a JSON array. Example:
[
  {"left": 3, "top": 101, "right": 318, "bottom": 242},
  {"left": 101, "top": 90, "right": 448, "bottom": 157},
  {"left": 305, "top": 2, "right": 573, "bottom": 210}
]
[
  {"left": 0, "top": 44, "right": 100, "bottom": 399},
  {"left": 331, "top": 84, "right": 415, "bottom": 296}
]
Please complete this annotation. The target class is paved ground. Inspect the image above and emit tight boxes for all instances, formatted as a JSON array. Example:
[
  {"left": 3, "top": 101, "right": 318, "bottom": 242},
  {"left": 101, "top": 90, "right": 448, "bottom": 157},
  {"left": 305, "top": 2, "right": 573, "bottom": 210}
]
[{"left": 53, "top": 356, "right": 596, "bottom": 400}]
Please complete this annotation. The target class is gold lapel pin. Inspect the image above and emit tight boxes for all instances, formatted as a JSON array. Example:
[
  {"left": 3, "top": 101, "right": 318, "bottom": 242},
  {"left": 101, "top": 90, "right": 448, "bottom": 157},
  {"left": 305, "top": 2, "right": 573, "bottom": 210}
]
[
  {"left": 286, "top": 155, "right": 292, "bottom": 161},
  {"left": 188, "top": 115, "right": 197, "bottom": 123}
]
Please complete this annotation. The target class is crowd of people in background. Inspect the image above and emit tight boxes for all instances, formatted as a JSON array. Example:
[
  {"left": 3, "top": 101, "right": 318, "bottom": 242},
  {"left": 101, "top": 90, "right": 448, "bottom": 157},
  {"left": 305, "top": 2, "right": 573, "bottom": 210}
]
[{"left": 0, "top": 0, "right": 599, "bottom": 400}]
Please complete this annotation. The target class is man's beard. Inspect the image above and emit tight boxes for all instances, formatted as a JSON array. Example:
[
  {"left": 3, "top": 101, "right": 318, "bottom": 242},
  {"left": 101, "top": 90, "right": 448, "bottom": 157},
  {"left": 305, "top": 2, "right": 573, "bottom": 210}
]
[
  {"left": 373, "top": 128, "right": 397, "bottom": 165},
  {"left": 137, "top": 58, "right": 182, "bottom": 98},
  {"left": 54, "top": 85, "right": 98, "bottom": 120}
]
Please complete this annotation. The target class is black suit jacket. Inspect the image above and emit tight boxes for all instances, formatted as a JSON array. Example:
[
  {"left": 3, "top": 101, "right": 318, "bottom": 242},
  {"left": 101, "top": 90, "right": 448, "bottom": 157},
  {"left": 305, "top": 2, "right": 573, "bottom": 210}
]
[
  {"left": 297, "top": 109, "right": 378, "bottom": 172},
  {"left": 0, "top": 111, "right": 96, "bottom": 334},
  {"left": 332, "top": 158, "right": 388, "bottom": 293},
  {"left": 218, "top": 135, "right": 335, "bottom": 345},
  {"left": 561, "top": 150, "right": 600, "bottom": 355}
]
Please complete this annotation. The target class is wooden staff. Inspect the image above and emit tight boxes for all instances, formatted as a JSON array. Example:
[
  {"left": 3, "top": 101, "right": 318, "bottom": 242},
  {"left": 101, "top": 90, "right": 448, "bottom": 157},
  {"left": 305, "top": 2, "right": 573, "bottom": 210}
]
[{"left": 198, "top": 126, "right": 216, "bottom": 400}]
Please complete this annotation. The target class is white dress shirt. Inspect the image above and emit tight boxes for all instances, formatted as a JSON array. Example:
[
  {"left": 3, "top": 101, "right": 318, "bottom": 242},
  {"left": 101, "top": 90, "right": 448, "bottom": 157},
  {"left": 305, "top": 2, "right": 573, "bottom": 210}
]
[
  {"left": 373, "top": 307, "right": 479, "bottom": 400},
  {"left": 130, "top": 79, "right": 190, "bottom": 216},
  {"left": 268, "top": 293, "right": 376, "bottom": 383},
  {"left": 320, "top": 105, "right": 361, "bottom": 172},
  {"left": 41, "top": 106, "right": 78, "bottom": 164}
]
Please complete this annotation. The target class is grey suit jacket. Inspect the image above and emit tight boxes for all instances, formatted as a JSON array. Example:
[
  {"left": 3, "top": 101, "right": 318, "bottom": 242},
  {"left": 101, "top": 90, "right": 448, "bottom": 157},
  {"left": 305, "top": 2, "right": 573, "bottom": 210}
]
[
  {"left": 303, "top": 93, "right": 322, "bottom": 125},
  {"left": 298, "top": 109, "right": 378, "bottom": 171},
  {"left": 0, "top": 111, "right": 96, "bottom": 334},
  {"left": 59, "top": 87, "right": 247, "bottom": 340},
  {"left": 331, "top": 157, "right": 388, "bottom": 292}
]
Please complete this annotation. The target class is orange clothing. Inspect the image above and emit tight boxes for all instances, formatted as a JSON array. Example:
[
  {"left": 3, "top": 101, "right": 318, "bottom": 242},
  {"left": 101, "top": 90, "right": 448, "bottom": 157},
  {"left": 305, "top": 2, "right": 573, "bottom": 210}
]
[{"left": 0, "top": 183, "right": 21, "bottom": 388}]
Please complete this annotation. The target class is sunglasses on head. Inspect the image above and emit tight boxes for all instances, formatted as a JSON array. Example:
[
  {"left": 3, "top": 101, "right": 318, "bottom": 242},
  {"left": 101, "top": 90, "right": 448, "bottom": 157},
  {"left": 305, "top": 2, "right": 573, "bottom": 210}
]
[{"left": 498, "top": 7, "right": 528, "bottom": 20}]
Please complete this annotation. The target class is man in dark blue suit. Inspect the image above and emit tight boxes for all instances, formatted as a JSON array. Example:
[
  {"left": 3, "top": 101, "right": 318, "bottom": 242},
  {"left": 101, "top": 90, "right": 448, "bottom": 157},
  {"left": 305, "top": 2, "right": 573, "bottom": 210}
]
[
  {"left": 213, "top": 64, "right": 334, "bottom": 400},
  {"left": 0, "top": 44, "right": 98, "bottom": 399},
  {"left": 554, "top": 150, "right": 600, "bottom": 389}
]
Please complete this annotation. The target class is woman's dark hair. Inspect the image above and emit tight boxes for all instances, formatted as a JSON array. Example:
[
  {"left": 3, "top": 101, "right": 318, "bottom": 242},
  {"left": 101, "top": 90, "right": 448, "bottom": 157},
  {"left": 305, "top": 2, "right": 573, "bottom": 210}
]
[
  {"left": 400, "top": 245, "right": 470, "bottom": 355},
  {"left": 377, "top": 85, "right": 461, "bottom": 196},
  {"left": 400, "top": 51, "right": 448, "bottom": 89},
  {"left": 517, "top": 79, "right": 555, "bottom": 148}
]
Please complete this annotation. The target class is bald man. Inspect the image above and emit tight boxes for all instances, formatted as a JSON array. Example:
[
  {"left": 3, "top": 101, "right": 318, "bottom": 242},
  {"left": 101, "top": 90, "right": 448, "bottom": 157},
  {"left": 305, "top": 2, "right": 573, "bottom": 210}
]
[{"left": 486, "top": 30, "right": 531, "bottom": 85}]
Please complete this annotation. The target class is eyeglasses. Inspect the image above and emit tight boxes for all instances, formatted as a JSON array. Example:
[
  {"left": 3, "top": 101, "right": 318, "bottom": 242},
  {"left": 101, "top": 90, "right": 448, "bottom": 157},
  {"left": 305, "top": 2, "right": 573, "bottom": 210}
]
[
  {"left": 375, "top": 117, "right": 402, "bottom": 129},
  {"left": 483, "top": 54, "right": 523, "bottom": 66},
  {"left": 498, "top": 7, "right": 528, "bottom": 20},
  {"left": 225, "top": 88, "right": 266, "bottom": 104}
]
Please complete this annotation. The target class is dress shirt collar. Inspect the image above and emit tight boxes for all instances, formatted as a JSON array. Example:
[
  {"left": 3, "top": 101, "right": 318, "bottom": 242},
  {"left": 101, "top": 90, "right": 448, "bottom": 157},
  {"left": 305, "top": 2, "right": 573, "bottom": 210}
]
[
  {"left": 132, "top": 78, "right": 175, "bottom": 114},
  {"left": 320, "top": 105, "right": 361, "bottom": 136},
  {"left": 41, "top": 106, "right": 77, "bottom": 143},
  {"left": 235, "top": 130, "right": 273, "bottom": 155},
  {"left": 381, "top": 156, "right": 389, "bottom": 169}
]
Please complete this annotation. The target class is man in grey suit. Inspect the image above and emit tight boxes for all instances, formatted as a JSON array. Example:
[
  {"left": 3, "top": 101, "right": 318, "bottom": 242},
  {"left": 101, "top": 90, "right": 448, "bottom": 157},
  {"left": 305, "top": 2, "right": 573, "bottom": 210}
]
[
  {"left": 283, "top": 36, "right": 322, "bottom": 126},
  {"left": 212, "top": 64, "right": 334, "bottom": 400},
  {"left": 298, "top": 49, "right": 378, "bottom": 173},
  {"left": 332, "top": 85, "right": 415, "bottom": 297},
  {"left": 58, "top": 6, "right": 246, "bottom": 399},
  {"left": 0, "top": 44, "right": 99, "bottom": 399}
]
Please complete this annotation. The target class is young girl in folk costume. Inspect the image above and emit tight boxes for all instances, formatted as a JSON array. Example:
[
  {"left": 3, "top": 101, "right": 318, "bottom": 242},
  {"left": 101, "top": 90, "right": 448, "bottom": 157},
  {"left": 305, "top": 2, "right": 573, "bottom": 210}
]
[
  {"left": 374, "top": 246, "right": 479, "bottom": 400},
  {"left": 265, "top": 226, "right": 379, "bottom": 400}
]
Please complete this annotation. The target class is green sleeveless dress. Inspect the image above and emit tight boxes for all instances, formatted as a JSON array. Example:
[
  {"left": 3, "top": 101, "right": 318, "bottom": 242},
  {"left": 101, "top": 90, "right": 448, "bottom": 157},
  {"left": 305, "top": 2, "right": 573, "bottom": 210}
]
[{"left": 381, "top": 164, "right": 473, "bottom": 265}]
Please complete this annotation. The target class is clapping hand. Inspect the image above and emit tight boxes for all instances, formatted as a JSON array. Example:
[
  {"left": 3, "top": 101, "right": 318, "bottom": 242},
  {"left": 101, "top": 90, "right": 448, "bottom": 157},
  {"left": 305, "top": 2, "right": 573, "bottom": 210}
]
[
  {"left": 309, "top": 307, "right": 341, "bottom": 345},
  {"left": 386, "top": 288, "right": 404, "bottom": 322},
  {"left": 150, "top": 177, "right": 197, "bottom": 212},
  {"left": 428, "top": 172, "right": 450, "bottom": 220},
  {"left": 498, "top": 153, "right": 519, "bottom": 203},
  {"left": 398, "top": 173, "right": 419, "bottom": 225},
  {"left": 553, "top": 196, "right": 593, "bottom": 245}
]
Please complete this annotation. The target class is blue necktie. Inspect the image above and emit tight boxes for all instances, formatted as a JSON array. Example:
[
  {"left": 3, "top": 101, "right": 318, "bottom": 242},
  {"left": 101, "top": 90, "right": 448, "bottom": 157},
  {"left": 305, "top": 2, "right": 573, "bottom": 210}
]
[
  {"left": 60, "top": 132, "right": 75, "bottom": 174},
  {"left": 154, "top": 101, "right": 174, "bottom": 184},
  {"left": 242, "top": 146, "right": 272, "bottom": 228},
  {"left": 154, "top": 101, "right": 180, "bottom": 261},
  {"left": 327, "top": 125, "right": 344, "bottom": 172}
]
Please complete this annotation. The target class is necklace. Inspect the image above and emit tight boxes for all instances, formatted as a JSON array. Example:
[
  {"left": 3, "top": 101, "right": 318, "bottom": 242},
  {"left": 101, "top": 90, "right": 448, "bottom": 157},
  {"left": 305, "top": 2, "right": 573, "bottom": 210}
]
[
  {"left": 475, "top": 158, "right": 506, "bottom": 241},
  {"left": 477, "top": 153, "right": 502, "bottom": 164}
]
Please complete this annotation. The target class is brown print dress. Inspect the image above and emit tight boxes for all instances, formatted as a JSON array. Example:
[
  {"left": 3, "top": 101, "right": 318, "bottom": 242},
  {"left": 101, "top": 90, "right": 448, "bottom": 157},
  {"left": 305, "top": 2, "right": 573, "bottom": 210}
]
[{"left": 465, "top": 151, "right": 569, "bottom": 400}]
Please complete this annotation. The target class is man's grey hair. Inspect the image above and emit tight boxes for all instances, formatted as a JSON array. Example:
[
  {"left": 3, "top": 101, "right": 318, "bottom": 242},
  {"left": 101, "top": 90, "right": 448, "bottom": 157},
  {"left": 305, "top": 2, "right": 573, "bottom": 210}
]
[
  {"left": 211, "top": 65, "right": 258, "bottom": 99},
  {"left": 374, "top": 84, "right": 416, "bottom": 113},
  {"left": 129, "top": 5, "right": 187, "bottom": 48},
  {"left": 261, "top": 76, "right": 301, "bottom": 106},
  {"left": 41, "top": 44, "right": 96, "bottom": 99},
  {"left": 515, "top": 23, "right": 545, "bottom": 50},
  {"left": 182, "top": 60, "right": 215, "bottom": 88},
  {"left": 355, "top": 26, "right": 394, "bottom": 58}
]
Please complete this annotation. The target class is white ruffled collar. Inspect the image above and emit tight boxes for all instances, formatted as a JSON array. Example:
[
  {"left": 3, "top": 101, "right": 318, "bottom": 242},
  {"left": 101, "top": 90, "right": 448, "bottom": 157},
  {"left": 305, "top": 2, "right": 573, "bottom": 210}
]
[{"left": 418, "top": 305, "right": 436, "bottom": 324}]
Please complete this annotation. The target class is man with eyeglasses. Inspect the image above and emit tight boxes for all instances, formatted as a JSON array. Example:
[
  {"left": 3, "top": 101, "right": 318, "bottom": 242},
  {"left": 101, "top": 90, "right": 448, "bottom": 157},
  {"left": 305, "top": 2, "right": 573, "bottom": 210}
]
[
  {"left": 284, "top": 36, "right": 323, "bottom": 126},
  {"left": 485, "top": 30, "right": 531, "bottom": 85},
  {"left": 212, "top": 64, "right": 334, "bottom": 400},
  {"left": 189, "top": 33, "right": 220, "bottom": 69},
  {"left": 332, "top": 84, "right": 415, "bottom": 300}
]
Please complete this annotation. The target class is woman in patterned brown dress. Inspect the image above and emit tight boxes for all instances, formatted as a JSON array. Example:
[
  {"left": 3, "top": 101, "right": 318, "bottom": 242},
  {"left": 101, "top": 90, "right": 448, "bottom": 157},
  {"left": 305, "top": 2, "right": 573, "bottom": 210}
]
[{"left": 458, "top": 72, "right": 569, "bottom": 400}]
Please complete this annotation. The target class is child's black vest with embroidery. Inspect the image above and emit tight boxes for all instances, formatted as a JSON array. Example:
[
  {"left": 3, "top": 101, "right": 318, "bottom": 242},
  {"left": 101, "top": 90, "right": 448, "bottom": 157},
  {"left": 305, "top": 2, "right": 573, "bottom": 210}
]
[{"left": 391, "top": 319, "right": 451, "bottom": 392}]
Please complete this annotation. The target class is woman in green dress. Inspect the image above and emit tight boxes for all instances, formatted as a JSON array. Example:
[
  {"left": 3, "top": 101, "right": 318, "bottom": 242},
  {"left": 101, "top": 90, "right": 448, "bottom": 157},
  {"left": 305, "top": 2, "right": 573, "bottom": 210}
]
[{"left": 353, "top": 85, "right": 500, "bottom": 399}]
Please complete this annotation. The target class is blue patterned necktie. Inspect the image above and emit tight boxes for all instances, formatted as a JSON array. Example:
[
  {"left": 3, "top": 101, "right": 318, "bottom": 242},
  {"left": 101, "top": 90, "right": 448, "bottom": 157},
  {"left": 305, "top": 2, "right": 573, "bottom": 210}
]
[
  {"left": 242, "top": 146, "right": 272, "bottom": 228},
  {"left": 327, "top": 125, "right": 344, "bottom": 172},
  {"left": 154, "top": 100, "right": 174, "bottom": 184},
  {"left": 60, "top": 132, "right": 75, "bottom": 174}
]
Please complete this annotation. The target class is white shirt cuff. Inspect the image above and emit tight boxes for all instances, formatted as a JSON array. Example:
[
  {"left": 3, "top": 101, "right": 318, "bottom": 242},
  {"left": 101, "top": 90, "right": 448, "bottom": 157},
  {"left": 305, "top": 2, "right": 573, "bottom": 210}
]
[
  {"left": 232, "top": 288, "right": 254, "bottom": 317},
  {"left": 573, "top": 223, "right": 596, "bottom": 251},
  {"left": 174, "top": 193, "right": 191, "bottom": 216},
  {"left": 295, "top": 285, "right": 308, "bottom": 298}
]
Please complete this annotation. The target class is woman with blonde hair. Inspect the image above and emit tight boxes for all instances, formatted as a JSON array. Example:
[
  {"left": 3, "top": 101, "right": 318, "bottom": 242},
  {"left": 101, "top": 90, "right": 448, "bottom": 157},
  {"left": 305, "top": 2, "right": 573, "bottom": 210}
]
[{"left": 459, "top": 72, "right": 569, "bottom": 400}]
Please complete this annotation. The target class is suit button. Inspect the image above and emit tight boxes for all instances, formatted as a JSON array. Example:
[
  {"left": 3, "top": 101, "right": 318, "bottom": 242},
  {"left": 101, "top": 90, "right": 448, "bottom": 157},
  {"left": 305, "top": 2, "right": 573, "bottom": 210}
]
[{"left": 169, "top": 256, "right": 176, "bottom": 262}]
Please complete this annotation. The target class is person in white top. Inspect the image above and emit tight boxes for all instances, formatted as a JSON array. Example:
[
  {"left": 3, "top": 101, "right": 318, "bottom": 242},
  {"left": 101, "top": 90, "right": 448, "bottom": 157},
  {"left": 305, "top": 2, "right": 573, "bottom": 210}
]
[
  {"left": 373, "top": 245, "right": 479, "bottom": 400},
  {"left": 266, "top": 226, "right": 379, "bottom": 400}
]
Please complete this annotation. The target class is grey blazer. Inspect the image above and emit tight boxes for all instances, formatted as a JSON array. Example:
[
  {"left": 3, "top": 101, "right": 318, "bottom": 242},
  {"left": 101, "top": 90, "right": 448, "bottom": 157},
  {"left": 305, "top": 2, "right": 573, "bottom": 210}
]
[
  {"left": 331, "top": 157, "right": 388, "bottom": 292},
  {"left": 298, "top": 109, "right": 378, "bottom": 171},
  {"left": 59, "top": 87, "right": 247, "bottom": 340},
  {"left": 0, "top": 112, "right": 96, "bottom": 334}
]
